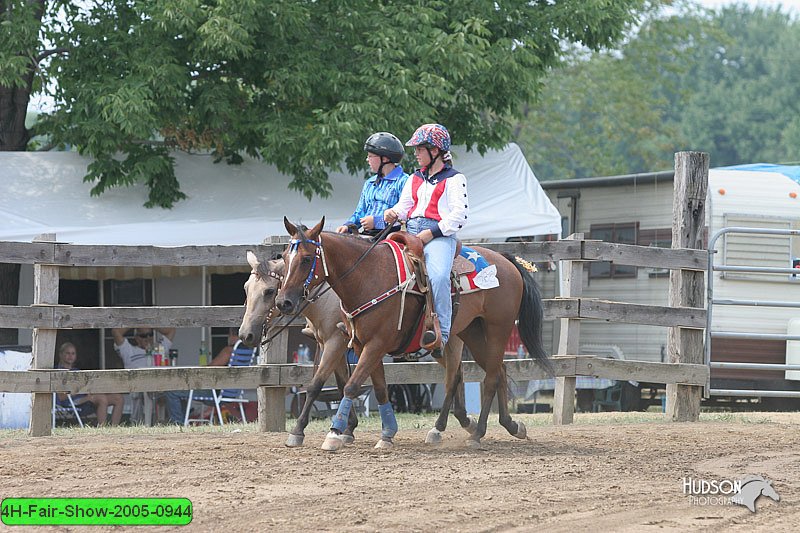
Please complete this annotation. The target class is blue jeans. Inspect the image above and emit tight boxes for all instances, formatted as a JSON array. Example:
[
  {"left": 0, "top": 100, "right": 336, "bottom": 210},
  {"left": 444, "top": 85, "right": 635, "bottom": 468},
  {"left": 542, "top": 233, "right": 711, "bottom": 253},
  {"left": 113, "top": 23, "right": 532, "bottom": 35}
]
[
  {"left": 164, "top": 390, "right": 218, "bottom": 424},
  {"left": 406, "top": 218, "right": 457, "bottom": 344},
  {"left": 163, "top": 391, "right": 187, "bottom": 424}
]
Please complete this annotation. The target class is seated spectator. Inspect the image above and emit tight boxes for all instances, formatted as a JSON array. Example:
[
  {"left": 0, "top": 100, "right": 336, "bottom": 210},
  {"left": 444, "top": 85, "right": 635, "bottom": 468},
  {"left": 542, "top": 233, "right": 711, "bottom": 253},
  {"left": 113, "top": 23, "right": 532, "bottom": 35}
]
[
  {"left": 56, "top": 342, "right": 124, "bottom": 426},
  {"left": 112, "top": 327, "right": 176, "bottom": 424},
  {"left": 164, "top": 328, "right": 243, "bottom": 424}
]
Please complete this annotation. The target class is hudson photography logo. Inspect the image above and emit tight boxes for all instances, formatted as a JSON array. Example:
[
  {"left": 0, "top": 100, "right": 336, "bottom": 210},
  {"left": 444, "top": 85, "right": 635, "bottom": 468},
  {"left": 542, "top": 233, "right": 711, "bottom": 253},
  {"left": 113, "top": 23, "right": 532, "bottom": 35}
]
[{"left": 682, "top": 475, "right": 781, "bottom": 512}]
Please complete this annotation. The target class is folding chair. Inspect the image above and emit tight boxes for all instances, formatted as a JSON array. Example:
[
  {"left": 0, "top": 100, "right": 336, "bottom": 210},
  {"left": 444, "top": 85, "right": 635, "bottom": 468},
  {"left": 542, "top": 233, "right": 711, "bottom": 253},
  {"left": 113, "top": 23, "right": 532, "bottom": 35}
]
[
  {"left": 592, "top": 381, "right": 624, "bottom": 412},
  {"left": 184, "top": 342, "right": 256, "bottom": 426},
  {"left": 52, "top": 393, "right": 90, "bottom": 428}
]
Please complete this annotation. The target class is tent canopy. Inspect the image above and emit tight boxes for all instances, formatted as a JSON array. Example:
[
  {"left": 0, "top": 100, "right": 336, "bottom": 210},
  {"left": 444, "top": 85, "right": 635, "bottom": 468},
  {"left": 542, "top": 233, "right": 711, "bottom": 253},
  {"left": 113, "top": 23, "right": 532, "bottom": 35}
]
[{"left": 0, "top": 144, "right": 561, "bottom": 247}]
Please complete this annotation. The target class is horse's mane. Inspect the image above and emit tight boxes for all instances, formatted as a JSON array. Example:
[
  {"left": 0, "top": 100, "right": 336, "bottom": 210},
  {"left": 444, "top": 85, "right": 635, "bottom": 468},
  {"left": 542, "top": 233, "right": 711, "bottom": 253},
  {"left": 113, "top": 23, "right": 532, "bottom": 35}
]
[{"left": 320, "top": 231, "right": 373, "bottom": 249}]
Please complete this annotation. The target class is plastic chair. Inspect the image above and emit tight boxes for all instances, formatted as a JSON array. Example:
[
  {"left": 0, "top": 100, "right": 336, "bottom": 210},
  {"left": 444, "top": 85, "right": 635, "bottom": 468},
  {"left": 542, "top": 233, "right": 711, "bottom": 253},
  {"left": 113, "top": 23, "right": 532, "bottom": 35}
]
[
  {"left": 592, "top": 381, "right": 623, "bottom": 412},
  {"left": 184, "top": 342, "right": 256, "bottom": 426}
]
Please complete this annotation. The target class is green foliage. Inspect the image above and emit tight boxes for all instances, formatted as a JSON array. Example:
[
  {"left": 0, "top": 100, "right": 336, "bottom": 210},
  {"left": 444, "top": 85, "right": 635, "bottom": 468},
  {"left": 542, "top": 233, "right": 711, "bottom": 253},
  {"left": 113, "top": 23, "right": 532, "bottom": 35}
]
[
  {"left": 2, "top": 0, "right": 646, "bottom": 208},
  {"left": 676, "top": 5, "right": 800, "bottom": 167},
  {"left": 515, "top": 2, "right": 800, "bottom": 180}
]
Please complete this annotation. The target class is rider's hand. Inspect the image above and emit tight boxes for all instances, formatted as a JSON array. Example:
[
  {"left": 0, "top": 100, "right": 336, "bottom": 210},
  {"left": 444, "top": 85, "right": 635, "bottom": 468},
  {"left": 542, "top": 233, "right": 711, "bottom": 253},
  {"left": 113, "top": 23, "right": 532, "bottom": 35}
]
[
  {"left": 336, "top": 225, "right": 349, "bottom": 234},
  {"left": 360, "top": 216, "right": 375, "bottom": 231},
  {"left": 419, "top": 229, "right": 434, "bottom": 244},
  {"left": 384, "top": 209, "right": 398, "bottom": 223}
]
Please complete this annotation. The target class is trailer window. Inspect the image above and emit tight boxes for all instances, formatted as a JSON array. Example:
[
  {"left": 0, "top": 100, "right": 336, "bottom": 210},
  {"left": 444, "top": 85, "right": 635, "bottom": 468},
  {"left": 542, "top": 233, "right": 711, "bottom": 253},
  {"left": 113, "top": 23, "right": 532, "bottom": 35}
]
[
  {"left": 589, "top": 223, "right": 638, "bottom": 279},
  {"left": 722, "top": 215, "right": 795, "bottom": 282}
]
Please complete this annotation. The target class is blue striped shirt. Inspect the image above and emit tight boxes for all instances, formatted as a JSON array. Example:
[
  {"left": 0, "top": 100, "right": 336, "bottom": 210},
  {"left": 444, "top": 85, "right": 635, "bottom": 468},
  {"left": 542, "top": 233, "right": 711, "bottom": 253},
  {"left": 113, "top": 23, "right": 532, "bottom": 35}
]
[{"left": 344, "top": 166, "right": 409, "bottom": 230}]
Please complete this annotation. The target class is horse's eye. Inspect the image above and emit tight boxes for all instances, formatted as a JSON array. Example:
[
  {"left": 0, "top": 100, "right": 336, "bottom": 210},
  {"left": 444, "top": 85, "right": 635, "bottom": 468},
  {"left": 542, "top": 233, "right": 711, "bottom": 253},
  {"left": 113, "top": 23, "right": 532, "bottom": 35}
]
[
  {"left": 263, "top": 288, "right": 275, "bottom": 300},
  {"left": 301, "top": 256, "right": 312, "bottom": 265}
]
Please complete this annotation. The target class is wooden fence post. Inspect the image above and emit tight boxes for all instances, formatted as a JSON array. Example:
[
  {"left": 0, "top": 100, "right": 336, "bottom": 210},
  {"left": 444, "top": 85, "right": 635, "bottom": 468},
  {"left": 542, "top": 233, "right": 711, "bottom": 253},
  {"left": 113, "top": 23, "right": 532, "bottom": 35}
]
[
  {"left": 553, "top": 233, "right": 584, "bottom": 425},
  {"left": 29, "top": 234, "right": 58, "bottom": 436},
  {"left": 258, "top": 328, "right": 288, "bottom": 432},
  {"left": 666, "top": 152, "right": 708, "bottom": 421}
]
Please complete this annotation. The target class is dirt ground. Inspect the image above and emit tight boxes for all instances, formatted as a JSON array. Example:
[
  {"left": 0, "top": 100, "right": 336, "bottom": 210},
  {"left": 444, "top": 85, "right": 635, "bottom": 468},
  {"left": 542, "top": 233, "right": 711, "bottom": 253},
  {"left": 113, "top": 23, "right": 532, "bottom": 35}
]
[{"left": 1, "top": 412, "right": 798, "bottom": 532}]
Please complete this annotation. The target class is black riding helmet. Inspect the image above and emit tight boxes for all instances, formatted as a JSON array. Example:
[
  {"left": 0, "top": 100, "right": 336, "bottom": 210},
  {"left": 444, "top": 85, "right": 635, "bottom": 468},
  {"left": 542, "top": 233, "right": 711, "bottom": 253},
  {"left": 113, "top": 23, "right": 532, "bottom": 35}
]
[{"left": 364, "top": 132, "right": 404, "bottom": 164}]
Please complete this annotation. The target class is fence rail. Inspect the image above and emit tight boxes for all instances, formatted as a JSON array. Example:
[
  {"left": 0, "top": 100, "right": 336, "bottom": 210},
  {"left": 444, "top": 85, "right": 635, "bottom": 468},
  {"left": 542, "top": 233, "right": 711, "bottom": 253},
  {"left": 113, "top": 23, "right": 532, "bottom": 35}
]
[
  {"left": 0, "top": 357, "right": 708, "bottom": 395},
  {"left": 0, "top": 298, "right": 705, "bottom": 329}
]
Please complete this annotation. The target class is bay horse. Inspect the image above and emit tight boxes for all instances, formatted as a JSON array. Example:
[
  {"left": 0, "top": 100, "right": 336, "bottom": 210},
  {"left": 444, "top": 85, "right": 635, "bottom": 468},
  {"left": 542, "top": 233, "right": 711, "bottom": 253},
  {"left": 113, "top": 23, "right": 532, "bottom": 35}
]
[
  {"left": 276, "top": 217, "right": 552, "bottom": 451},
  {"left": 238, "top": 251, "right": 472, "bottom": 447}
]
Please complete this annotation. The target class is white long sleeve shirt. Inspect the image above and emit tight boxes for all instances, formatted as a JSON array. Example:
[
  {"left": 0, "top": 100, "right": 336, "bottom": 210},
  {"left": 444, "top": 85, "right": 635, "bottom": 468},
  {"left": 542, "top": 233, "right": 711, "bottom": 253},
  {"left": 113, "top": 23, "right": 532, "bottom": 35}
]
[{"left": 393, "top": 166, "right": 468, "bottom": 238}]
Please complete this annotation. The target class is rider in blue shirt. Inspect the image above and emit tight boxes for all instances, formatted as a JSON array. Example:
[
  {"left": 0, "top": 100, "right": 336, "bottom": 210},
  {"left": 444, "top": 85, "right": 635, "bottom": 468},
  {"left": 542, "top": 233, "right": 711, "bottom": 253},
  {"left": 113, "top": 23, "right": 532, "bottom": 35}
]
[{"left": 337, "top": 132, "right": 408, "bottom": 236}]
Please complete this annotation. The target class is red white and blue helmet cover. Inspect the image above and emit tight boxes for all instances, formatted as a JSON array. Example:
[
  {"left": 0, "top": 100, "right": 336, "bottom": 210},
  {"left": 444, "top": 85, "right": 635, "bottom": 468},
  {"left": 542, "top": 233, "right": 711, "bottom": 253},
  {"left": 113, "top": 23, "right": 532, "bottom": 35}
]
[{"left": 405, "top": 123, "right": 451, "bottom": 151}]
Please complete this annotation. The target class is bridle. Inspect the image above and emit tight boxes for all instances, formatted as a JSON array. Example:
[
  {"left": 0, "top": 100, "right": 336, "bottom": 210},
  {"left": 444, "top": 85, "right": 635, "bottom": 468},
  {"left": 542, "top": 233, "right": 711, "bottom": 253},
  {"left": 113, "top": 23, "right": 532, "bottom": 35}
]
[
  {"left": 287, "top": 236, "right": 328, "bottom": 301},
  {"left": 245, "top": 266, "right": 286, "bottom": 352}
]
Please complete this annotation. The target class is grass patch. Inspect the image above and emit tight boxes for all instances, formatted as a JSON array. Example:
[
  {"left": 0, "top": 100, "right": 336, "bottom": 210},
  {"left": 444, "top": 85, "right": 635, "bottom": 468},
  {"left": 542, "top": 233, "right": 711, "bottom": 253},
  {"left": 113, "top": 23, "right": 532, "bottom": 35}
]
[{"left": 1, "top": 410, "right": 790, "bottom": 441}]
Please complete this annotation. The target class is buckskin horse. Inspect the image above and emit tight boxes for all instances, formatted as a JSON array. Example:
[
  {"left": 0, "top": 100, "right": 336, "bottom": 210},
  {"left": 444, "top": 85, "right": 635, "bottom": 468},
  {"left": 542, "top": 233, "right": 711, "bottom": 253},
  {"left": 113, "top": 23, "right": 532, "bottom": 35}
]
[{"left": 276, "top": 217, "right": 552, "bottom": 451}]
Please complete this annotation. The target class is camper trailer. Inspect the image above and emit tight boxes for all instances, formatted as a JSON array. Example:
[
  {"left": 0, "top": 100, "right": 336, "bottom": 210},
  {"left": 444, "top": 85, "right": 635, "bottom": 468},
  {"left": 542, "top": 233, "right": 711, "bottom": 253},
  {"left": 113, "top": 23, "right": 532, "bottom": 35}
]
[{"left": 541, "top": 165, "right": 800, "bottom": 409}]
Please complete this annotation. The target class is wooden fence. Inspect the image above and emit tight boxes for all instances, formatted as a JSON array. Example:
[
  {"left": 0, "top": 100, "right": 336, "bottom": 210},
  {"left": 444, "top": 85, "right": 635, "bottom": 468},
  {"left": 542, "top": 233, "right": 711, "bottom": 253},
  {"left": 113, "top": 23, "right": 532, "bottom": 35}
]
[{"left": 0, "top": 152, "right": 710, "bottom": 436}]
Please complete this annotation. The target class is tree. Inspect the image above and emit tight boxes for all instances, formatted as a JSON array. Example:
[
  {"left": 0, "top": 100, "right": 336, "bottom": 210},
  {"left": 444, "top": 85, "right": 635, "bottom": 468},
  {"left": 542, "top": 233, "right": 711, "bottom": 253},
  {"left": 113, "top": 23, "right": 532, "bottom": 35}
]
[
  {"left": 2, "top": 0, "right": 648, "bottom": 207},
  {"left": 513, "top": 1, "right": 716, "bottom": 180},
  {"left": 675, "top": 5, "right": 800, "bottom": 166},
  {"left": 513, "top": 2, "right": 800, "bottom": 181},
  {"left": 1, "top": 0, "right": 647, "bottom": 344}
]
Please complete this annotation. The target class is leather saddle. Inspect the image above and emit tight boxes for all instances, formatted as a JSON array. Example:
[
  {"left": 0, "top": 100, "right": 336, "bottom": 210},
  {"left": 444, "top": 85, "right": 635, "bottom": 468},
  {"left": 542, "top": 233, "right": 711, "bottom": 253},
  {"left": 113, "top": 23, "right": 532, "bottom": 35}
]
[{"left": 387, "top": 232, "right": 472, "bottom": 350}]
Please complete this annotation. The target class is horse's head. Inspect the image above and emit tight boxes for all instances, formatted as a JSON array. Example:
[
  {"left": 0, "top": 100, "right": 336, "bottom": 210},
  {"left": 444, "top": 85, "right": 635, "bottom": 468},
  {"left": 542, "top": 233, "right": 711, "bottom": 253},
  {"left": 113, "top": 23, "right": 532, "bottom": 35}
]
[
  {"left": 760, "top": 480, "right": 780, "bottom": 502},
  {"left": 276, "top": 216, "right": 326, "bottom": 315},
  {"left": 239, "top": 250, "right": 284, "bottom": 347}
]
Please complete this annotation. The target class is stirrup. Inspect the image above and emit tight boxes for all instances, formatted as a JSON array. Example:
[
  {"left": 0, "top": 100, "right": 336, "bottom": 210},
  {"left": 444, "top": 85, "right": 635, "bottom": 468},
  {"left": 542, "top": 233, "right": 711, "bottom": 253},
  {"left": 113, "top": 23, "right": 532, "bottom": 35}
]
[
  {"left": 420, "top": 315, "right": 442, "bottom": 351},
  {"left": 421, "top": 330, "right": 437, "bottom": 347}
]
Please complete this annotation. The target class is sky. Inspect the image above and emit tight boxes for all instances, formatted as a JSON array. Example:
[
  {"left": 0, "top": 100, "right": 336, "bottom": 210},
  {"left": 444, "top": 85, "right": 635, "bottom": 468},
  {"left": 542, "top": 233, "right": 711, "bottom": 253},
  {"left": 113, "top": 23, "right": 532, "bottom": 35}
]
[{"left": 697, "top": 0, "right": 799, "bottom": 13}]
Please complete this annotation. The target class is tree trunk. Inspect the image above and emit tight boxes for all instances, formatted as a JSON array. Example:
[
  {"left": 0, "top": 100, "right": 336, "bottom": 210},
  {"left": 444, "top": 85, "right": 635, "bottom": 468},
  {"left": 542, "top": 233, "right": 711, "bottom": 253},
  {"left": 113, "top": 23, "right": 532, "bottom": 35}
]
[
  {"left": 0, "top": 84, "right": 31, "bottom": 150},
  {"left": 0, "top": 263, "right": 21, "bottom": 345},
  {"left": 0, "top": 1, "right": 45, "bottom": 345}
]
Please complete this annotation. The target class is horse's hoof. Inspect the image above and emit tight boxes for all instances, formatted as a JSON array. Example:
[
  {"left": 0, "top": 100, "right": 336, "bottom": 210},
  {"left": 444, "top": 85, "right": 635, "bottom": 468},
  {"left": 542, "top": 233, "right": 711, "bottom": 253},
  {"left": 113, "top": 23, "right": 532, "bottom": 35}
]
[
  {"left": 514, "top": 421, "right": 527, "bottom": 440},
  {"left": 374, "top": 438, "right": 394, "bottom": 451},
  {"left": 285, "top": 433, "right": 305, "bottom": 447},
  {"left": 321, "top": 432, "right": 344, "bottom": 452},
  {"left": 341, "top": 434, "right": 355, "bottom": 446},
  {"left": 425, "top": 428, "right": 442, "bottom": 446},
  {"left": 465, "top": 438, "right": 482, "bottom": 449},
  {"left": 465, "top": 417, "right": 478, "bottom": 435}
]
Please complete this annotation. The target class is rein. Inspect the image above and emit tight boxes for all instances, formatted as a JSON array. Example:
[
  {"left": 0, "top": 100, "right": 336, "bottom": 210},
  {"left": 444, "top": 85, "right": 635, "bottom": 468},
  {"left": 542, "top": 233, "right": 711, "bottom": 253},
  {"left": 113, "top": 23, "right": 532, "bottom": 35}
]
[{"left": 259, "top": 224, "right": 397, "bottom": 354}]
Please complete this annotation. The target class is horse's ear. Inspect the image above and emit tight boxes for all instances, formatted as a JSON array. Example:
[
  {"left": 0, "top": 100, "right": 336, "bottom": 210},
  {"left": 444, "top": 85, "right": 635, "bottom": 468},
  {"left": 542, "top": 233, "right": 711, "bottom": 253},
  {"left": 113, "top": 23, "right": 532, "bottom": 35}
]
[
  {"left": 309, "top": 217, "right": 325, "bottom": 238},
  {"left": 246, "top": 250, "right": 260, "bottom": 271},
  {"left": 268, "top": 258, "right": 285, "bottom": 274},
  {"left": 284, "top": 216, "right": 298, "bottom": 236}
]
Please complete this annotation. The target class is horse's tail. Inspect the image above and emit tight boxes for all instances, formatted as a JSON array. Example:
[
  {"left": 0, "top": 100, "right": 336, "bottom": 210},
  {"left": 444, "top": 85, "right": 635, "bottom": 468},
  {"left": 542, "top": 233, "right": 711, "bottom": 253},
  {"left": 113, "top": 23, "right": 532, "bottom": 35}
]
[{"left": 503, "top": 253, "right": 555, "bottom": 377}]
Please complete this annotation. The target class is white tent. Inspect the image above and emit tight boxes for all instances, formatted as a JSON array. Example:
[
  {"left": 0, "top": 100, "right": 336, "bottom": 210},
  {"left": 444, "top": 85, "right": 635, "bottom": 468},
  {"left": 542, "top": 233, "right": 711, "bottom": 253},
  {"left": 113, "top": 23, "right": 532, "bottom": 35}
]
[{"left": 0, "top": 144, "right": 561, "bottom": 246}]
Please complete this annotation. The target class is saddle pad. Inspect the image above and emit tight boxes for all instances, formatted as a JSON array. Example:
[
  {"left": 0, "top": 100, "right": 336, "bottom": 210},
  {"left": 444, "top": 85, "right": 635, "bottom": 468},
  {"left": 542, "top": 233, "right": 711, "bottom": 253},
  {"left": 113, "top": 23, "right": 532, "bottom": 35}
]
[
  {"left": 454, "top": 246, "right": 500, "bottom": 292},
  {"left": 383, "top": 239, "right": 499, "bottom": 296}
]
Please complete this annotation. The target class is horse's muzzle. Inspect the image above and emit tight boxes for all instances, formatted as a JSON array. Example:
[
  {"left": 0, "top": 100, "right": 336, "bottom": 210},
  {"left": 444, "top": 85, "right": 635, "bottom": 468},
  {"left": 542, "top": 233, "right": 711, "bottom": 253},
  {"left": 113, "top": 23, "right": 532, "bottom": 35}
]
[
  {"left": 276, "top": 298, "right": 295, "bottom": 314},
  {"left": 239, "top": 330, "right": 258, "bottom": 347}
]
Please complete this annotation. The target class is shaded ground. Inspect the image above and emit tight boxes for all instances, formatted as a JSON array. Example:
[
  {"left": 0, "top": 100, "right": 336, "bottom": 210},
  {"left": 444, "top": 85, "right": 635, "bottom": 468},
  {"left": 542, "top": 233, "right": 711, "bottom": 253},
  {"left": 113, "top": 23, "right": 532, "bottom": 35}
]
[{"left": 1, "top": 412, "right": 798, "bottom": 532}]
